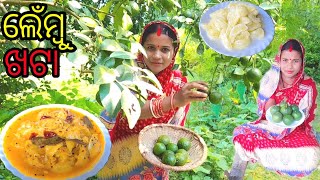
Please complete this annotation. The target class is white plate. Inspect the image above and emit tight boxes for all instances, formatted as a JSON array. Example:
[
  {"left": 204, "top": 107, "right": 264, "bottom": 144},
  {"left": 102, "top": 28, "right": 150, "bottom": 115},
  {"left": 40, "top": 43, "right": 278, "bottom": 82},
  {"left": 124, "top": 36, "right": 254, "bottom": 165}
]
[
  {"left": 0, "top": 104, "right": 112, "bottom": 180},
  {"left": 266, "top": 106, "right": 305, "bottom": 128},
  {"left": 199, "top": 1, "right": 275, "bottom": 57}
]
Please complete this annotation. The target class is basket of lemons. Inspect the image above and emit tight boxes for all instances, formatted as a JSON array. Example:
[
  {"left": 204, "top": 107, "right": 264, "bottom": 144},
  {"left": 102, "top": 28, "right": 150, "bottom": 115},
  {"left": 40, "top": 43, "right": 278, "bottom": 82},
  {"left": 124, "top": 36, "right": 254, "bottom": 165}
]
[
  {"left": 266, "top": 101, "right": 305, "bottom": 128},
  {"left": 138, "top": 124, "right": 207, "bottom": 171}
]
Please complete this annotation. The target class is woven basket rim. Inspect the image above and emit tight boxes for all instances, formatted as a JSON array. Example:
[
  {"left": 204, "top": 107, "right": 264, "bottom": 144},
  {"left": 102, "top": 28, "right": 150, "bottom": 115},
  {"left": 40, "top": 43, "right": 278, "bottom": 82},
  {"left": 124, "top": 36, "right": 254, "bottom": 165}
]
[{"left": 138, "top": 123, "right": 208, "bottom": 171}]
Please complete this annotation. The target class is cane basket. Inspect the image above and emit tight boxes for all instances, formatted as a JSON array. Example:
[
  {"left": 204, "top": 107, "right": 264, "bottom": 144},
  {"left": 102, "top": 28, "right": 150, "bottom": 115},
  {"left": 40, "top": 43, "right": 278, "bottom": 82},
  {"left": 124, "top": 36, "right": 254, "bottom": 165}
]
[{"left": 138, "top": 124, "right": 208, "bottom": 171}]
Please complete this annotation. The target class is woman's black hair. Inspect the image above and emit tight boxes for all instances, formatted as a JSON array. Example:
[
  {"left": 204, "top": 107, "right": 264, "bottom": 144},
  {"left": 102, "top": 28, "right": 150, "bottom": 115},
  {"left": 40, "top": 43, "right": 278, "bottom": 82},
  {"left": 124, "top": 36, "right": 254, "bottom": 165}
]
[
  {"left": 281, "top": 39, "right": 303, "bottom": 56},
  {"left": 141, "top": 23, "right": 178, "bottom": 47}
]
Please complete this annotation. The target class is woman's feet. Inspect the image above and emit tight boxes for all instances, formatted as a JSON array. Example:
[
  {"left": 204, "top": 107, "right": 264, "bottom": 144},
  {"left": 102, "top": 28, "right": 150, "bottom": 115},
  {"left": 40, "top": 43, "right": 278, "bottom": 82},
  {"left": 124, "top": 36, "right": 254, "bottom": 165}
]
[{"left": 224, "top": 170, "right": 243, "bottom": 180}]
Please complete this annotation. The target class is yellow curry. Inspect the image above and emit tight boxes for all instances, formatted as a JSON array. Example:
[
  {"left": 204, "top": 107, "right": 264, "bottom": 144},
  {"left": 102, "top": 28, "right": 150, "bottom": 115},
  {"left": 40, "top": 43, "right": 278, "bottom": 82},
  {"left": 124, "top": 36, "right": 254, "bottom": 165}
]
[{"left": 3, "top": 107, "right": 105, "bottom": 179}]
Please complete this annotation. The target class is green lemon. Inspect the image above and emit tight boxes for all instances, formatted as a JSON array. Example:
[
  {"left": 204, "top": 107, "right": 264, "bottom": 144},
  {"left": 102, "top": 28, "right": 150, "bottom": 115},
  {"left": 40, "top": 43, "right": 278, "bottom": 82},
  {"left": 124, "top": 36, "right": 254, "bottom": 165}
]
[
  {"left": 177, "top": 138, "right": 191, "bottom": 151},
  {"left": 272, "top": 111, "right": 283, "bottom": 123},
  {"left": 280, "top": 101, "right": 288, "bottom": 108},
  {"left": 291, "top": 105, "right": 299, "bottom": 112},
  {"left": 175, "top": 152, "right": 188, "bottom": 166},
  {"left": 153, "top": 143, "right": 166, "bottom": 156},
  {"left": 176, "top": 149, "right": 188, "bottom": 155},
  {"left": 246, "top": 68, "right": 262, "bottom": 83},
  {"left": 253, "top": 82, "right": 260, "bottom": 92},
  {"left": 280, "top": 106, "right": 292, "bottom": 115},
  {"left": 162, "top": 152, "right": 176, "bottom": 166},
  {"left": 270, "top": 106, "right": 280, "bottom": 115},
  {"left": 166, "top": 142, "right": 178, "bottom": 153},
  {"left": 283, "top": 114, "right": 295, "bottom": 126},
  {"left": 157, "top": 135, "right": 171, "bottom": 145},
  {"left": 208, "top": 90, "right": 222, "bottom": 104},
  {"left": 162, "top": 150, "right": 175, "bottom": 158},
  {"left": 292, "top": 110, "right": 303, "bottom": 121}
]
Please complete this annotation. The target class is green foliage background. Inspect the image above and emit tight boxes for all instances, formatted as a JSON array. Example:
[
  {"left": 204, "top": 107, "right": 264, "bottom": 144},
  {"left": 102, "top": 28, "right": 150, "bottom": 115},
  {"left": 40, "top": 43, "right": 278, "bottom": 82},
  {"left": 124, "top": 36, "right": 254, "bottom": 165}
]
[{"left": 0, "top": 0, "right": 319, "bottom": 179}]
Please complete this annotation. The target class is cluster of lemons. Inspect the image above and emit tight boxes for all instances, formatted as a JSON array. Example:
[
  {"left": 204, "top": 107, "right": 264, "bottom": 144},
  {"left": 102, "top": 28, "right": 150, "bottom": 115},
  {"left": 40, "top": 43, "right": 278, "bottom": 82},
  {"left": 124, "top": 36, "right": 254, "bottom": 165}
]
[
  {"left": 270, "top": 101, "right": 303, "bottom": 126},
  {"left": 153, "top": 135, "right": 191, "bottom": 166}
]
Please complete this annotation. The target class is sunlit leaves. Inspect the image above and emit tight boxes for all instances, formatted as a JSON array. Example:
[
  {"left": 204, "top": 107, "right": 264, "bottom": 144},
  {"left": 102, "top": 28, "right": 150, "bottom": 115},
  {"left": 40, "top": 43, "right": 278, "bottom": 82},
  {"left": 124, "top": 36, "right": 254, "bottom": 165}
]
[
  {"left": 100, "top": 39, "right": 123, "bottom": 51},
  {"left": 130, "top": 42, "right": 147, "bottom": 57},
  {"left": 121, "top": 87, "right": 141, "bottom": 129},
  {"left": 94, "top": 65, "right": 119, "bottom": 85},
  {"left": 110, "top": 51, "right": 136, "bottom": 60},
  {"left": 122, "top": 11, "right": 133, "bottom": 31},
  {"left": 97, "top": 1, "right": 112, "bottom": 21},
  {"left": 67, "top": 49, "right": 89, "bottom": 65},
  {"left": 99, "top": 83, "right": 122, "bottom": 118},
  {"left": 73, "top": 32, "right": 93, "bottom": 44},
  {"left": 67, "top": 0, "right": 81, "bottom": 13},
  {"left": 79, "top": 17, "right": 99, "bottom": 28},
  {"left": 94, "top": 26, "right": 112, "bottom": 37}
]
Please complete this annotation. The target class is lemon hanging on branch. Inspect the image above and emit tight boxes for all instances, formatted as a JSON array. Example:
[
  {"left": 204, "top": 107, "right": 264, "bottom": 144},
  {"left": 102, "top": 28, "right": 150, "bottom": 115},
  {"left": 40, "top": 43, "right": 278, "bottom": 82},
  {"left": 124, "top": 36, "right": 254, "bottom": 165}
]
[
  {"left": 246, "top": 68, "right": 262, "bottom": 83},
  {"left": 208, "top": 89, "right": 222, "bottom": 104}
]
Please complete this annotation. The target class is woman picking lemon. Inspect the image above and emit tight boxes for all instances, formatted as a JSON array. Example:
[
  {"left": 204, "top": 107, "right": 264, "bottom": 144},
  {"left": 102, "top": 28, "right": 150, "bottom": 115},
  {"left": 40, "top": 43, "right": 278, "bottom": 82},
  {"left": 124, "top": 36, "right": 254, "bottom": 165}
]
[
  {"left": 98, "top": 21, "right": 208, "bottom": 179},
  {"left": 226, "top": 39, "right": 320, "bottom": 179}
]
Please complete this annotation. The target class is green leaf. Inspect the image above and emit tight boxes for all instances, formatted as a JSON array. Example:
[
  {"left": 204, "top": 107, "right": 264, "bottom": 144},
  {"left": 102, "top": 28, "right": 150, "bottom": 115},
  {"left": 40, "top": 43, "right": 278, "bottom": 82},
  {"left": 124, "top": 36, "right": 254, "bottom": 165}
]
[
  {"left": 216, "top": 158, "right": 229, "bottom": 170},
  {"left": 67, "top": 49, "right": 89, "bottom": 65},
  {"left": 94, "top": 26, "right": 112, "bottom": 37},
  {"left": 260, "top": 3, "right": 281, "bottom": 10},
  {"left": 216, "top": 73, "right": 224, "bottom": 84},
  {"left": 110, "top": 51, "right": 136, "bottom": 59},
  {"left": 121, "top": 87, "right": 141, "bottom": 129},
  {"left": 100, "top": 39, "right": 123, "bottom": 51},
  {"left": 134, "top": 81, "right": 163, "bottom": 95},
  {"left": 175, "top": 16, "right": 186, "bottom": 22},
  {"left": 73, "top": 32, "right": 93, "bottom": 44},
  {"left": 131, "top": 42, "right": 147, "bottom": 57},
  {"left": 122, "top": 11, "right": 133, "bottom": 31},
  {"left": 236, "top": 81, "right": 247, "bottom": 103},
  {"left": 98, "top": 1, "right": 112, "bottom": 21},
  {"left": 116, "top": 65, "right": 134, "bottom": 81},
  {"left": 99, "top": 83, "right": 122, "bottom": 118},
  {"left": 83, "top": 7, "right": 93, "bottom": 17},
  {"left": 168, "top": 0, "right": 181, "bottom": 8},
  {"left": 233, "top": 67, "right": 245, "bottom": 75},
  {"left": 94, "top": 65, "right": 119, "bottom": 84},
  {"left": 193, "top": 166, "right": 211, "bottom": 174},
  {"left": 140, "top": 68, "right": 162, "bottom": 90},
  {"left": 197, "top": 43, "right": 204, "bottom": 55},
  {"left": 79, "top": 17, "right": 99, "bottom": 28},
  {"left": 113, "top": 6, "right": 124, "bottom": 30},
  {"left": 67, "top": 0, "right": 81, "bottom": 13}
]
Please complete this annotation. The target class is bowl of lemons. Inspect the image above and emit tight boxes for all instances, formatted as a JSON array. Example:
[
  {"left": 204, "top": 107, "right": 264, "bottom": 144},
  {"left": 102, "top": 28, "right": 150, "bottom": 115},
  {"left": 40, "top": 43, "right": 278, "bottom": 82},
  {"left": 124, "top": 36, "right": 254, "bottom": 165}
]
[
  {"left": 266, "top": 101, "right": 305, "bottom": 128},
  {"left": 138, "top": 124, "right": 207, "bottom": 171}
]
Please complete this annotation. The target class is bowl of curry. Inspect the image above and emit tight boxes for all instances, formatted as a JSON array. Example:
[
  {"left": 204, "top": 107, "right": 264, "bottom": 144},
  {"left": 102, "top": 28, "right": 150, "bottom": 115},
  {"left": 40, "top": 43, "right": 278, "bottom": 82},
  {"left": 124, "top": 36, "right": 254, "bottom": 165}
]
[{"left": 0, "top": 104, "right": 112, "bottom": 180}]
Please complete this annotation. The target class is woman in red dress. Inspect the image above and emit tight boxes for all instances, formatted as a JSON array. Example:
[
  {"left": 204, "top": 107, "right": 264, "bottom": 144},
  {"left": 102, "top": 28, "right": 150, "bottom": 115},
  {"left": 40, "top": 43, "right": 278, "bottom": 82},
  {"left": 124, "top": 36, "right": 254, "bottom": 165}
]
[
  {"left": 227, "top": 39, "right": 320, "bottom": 179},
  {"left": 98, "top": 21, "right": 208, "bottom": 179}
]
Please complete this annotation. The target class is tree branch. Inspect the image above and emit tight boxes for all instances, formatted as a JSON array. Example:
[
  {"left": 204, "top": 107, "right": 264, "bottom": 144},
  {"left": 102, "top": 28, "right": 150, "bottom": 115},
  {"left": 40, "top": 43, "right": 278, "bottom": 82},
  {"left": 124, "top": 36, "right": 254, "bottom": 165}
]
[
  {"left": 0, "top": 0, "right": 80, "bottom": 19},
  {"left": 0, "top": 3, "right": 7, "bottom": 13}
]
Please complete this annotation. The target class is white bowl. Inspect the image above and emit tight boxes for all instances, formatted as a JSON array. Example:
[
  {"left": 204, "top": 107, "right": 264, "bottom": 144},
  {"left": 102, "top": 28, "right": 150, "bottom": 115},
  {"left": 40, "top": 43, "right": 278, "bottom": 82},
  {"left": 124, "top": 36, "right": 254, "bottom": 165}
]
[
  {"left": 0, "top": 104, "right": 112, "bottom": 180},
  {"left": 199, "top": 1, "right": 275, "bottom": 57},
  {"left": 266, "top": 106, "right": 305, "bottom": 128}
]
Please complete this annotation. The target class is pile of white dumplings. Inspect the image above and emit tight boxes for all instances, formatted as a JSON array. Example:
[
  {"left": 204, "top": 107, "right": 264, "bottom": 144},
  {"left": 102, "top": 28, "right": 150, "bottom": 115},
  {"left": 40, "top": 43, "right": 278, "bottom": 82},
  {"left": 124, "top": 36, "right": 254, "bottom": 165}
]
[{"left": 202, "top": 2, "right": 265, "bottom": 50}]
